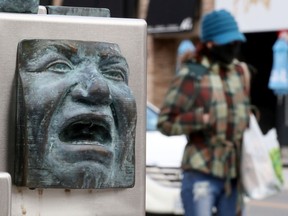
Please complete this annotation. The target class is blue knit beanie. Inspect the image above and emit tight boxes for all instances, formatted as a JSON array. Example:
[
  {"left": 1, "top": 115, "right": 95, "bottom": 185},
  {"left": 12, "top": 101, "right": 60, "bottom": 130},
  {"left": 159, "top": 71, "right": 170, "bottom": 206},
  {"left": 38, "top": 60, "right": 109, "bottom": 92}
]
[{"left": 200, "top": 9, "right": 246, "bottom": 45}]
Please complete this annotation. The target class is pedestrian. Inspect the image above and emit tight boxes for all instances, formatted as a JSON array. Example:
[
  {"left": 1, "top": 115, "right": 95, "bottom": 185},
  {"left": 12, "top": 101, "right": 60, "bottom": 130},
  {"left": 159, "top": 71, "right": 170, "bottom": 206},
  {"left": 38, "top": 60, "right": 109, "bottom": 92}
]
[{"left": 157, "top": 9, "right": 250, "bottom": 216}]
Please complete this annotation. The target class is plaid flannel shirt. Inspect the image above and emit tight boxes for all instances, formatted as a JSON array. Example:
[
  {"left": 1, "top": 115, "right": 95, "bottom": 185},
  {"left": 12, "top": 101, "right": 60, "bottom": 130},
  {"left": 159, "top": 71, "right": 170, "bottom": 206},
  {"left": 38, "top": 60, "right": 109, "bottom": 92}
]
[{"left": 157, "top": 57, "right": 250, "bottom": 179}]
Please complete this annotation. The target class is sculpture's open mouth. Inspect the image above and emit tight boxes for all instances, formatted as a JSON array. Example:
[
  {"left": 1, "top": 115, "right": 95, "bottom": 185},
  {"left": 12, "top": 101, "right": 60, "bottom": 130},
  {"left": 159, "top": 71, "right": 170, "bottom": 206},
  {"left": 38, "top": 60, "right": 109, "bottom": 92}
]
[
  {"left": 59, "top": 115, "right": 112, "bottom": 146},
  {"left": 54, "top": 114, "right": 114, "bottom": 165}
]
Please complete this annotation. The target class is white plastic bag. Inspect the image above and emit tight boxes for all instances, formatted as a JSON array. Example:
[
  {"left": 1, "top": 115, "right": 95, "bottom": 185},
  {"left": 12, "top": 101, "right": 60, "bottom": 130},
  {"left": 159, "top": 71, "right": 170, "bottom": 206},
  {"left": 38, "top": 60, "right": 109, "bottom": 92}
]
[
  {"left": 263, "top": 128, "right": 285, "bottom": 186},
  {"left": 241, "top": 114, "right": 283, "bottom": 200}
]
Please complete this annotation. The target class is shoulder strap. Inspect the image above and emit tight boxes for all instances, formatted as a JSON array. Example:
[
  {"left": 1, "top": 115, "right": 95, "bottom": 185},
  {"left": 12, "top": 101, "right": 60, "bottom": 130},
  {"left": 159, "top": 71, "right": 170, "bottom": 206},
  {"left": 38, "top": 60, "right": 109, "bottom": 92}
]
[
  {"left": 236, "top": 61, "right": 251, "bottom": 95},
  {"left": 186, "top": 60, "right": 209, "bottom": 80}
]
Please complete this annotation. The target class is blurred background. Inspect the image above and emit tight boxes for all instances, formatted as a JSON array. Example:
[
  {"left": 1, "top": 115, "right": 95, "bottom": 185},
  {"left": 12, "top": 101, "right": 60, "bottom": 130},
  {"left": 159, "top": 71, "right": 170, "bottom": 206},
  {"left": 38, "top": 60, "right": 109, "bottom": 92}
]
[{"left": 39, "top": 1, "right": 288, "bottom": 215}]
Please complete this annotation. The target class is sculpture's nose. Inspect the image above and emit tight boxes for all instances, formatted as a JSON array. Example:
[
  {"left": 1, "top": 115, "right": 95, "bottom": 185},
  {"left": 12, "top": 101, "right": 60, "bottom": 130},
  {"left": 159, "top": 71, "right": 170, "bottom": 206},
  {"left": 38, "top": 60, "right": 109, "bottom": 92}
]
[{"left": 71, "top": 69, "right": 112, "bottom": 106}]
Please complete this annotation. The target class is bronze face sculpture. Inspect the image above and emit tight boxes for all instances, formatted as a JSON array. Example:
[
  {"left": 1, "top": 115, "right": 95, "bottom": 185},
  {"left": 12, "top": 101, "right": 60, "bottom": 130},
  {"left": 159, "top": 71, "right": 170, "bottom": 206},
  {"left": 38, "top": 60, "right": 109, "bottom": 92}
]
[{"left": 15, "top": 39, "right": 137, "bottom": 189}]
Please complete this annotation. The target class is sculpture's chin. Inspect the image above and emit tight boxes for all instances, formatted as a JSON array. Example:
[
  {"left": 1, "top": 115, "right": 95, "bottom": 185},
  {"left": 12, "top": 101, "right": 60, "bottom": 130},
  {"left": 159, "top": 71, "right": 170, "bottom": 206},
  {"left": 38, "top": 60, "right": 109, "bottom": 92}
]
[
  {"left": 40, "top": 158, "right": 114, "bottom": 189},
  {"left": 60, "top": 162, "right": 113, "bottom": 188}
]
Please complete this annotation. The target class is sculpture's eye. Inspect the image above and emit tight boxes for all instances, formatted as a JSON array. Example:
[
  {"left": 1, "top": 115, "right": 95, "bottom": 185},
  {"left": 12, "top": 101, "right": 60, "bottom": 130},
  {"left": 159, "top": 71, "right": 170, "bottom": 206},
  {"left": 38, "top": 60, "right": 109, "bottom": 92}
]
[
  {"left": 102, "top": 70, "right": 125, "bottom": 82},
  {"left": 46, "top": 60, "right": 73, "bottom": 73}
]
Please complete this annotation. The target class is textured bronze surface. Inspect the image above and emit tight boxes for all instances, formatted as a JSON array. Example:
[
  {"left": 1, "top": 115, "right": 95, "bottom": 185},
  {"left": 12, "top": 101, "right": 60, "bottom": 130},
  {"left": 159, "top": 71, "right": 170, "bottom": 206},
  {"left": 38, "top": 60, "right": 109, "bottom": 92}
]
[
  {"left": 46, "top": 6, "right": 110, "bottom": 17},
  {"left": 0, "top": 0, "right": 39, "bottom": 13},
  {"left": 15, "top": 39, "right": 137, "bottom": 189}
]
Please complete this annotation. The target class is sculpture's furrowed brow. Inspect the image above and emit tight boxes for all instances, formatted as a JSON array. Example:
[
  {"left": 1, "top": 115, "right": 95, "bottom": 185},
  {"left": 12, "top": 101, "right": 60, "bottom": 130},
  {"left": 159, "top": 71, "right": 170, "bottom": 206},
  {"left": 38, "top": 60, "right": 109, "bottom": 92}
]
[
  {"left": 31, "top": 43, "right": 77, "bottom": 60},
  {"left": 99, "top": 54, "right": 129, "bottom": 69},
  {"left": 97, "top": 54, "right": 129, "bottom": 83},
  {"left": 41, "top": 43, "right": 77, "bottom": 59},
  {"left": 21, "top": 43, "right": 77, "bottom": 71}
]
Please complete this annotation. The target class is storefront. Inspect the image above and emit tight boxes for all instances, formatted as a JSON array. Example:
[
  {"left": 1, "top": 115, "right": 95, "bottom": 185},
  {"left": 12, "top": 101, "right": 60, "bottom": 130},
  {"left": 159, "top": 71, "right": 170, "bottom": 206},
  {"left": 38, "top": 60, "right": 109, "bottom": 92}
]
[{"left": 146, "top": 0, "right": 200, "bottom": 34}]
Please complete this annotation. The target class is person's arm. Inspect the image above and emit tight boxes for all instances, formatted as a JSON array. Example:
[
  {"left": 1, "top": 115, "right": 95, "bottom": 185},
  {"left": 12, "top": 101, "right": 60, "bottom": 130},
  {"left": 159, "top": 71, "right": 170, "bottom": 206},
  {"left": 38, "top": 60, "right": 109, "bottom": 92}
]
[
  {"left": 157, "top": 72, "right": 210, "bottom": 136},
  {"left": 52, "top": 0, "right": 63, "bottom": 6}
]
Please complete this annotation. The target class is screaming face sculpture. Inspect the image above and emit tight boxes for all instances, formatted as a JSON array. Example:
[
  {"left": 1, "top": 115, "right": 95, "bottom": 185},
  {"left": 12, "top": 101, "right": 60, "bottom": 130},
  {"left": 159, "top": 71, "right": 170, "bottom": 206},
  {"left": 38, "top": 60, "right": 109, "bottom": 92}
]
[{"left": 15, "top": 39, "right": 137, "bottom": 189}]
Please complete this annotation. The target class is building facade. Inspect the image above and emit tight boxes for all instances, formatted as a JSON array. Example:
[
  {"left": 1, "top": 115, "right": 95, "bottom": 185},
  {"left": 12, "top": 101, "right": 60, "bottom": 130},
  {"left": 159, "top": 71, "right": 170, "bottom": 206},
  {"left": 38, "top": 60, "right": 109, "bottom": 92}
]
[{"left": 139, "top": 0, "right": 214, "bottom": 107}]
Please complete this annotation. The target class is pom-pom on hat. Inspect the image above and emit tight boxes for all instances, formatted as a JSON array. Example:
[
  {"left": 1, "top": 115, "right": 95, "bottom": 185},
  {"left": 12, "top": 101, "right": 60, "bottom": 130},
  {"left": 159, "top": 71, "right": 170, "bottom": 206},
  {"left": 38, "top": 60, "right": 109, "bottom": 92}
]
[
  {"left": 200, "top": 9, "right": 246, "bottom": 45},
  {"left": 177, "top": 40, "right": 196, "bottom": 56}
]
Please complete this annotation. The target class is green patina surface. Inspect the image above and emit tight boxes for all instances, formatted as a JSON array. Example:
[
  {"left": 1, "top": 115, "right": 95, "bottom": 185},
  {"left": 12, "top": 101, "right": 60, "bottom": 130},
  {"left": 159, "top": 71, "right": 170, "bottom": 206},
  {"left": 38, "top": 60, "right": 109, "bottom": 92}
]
[
  {"left": 15, "top": 39, "right": 137, "bottom": 189},
  {"left": 46, "top": 6, "right": 110, "bottom": 17},
  {"left": 0, "top": 0, "right": 39, "bottom": 13}
]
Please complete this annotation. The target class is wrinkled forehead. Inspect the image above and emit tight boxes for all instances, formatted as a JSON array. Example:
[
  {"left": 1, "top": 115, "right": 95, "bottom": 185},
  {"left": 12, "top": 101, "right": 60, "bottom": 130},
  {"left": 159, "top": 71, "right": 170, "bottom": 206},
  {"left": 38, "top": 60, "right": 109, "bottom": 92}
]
[{"left": 18, "top": 39, "right": 122, "bottom": 61}]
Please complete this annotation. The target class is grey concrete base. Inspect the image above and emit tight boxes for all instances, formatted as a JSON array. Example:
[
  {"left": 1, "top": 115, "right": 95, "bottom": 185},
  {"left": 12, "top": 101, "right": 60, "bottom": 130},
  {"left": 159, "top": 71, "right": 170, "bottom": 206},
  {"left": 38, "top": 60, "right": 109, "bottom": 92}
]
[{"left": 0, "top": 172, "right": 11, "bottom": 216}]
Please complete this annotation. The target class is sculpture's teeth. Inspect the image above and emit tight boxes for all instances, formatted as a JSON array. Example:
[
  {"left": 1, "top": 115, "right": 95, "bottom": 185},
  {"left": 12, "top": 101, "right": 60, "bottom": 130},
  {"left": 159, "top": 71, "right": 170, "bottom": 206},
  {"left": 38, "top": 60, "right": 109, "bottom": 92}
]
[{"left": 59, "top": 119, "right": 112, "bottom": 145}]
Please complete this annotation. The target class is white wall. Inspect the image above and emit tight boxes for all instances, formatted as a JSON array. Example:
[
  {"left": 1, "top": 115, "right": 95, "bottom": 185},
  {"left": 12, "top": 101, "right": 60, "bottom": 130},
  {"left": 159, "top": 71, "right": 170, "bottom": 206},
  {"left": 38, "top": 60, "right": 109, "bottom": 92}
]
[{"left": 215, "top": 0, "right": 288, "bottom": 33}]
